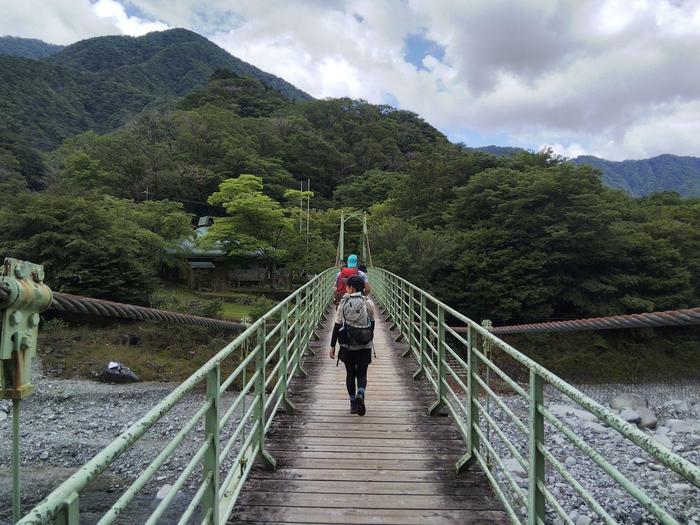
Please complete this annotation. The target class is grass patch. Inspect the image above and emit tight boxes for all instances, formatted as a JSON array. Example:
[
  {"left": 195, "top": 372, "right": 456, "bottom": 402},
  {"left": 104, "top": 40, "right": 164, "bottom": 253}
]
[
  {"left": 38, "top": 322, "right": 244, "bottom": 383},
  {"left": 498, "top": 328, "right": 700, "bottom": 383}
]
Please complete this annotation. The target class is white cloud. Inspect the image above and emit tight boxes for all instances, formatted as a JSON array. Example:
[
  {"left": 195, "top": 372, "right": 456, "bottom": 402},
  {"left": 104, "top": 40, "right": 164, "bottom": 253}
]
[
  {"left": 0, "top": 0, "right": 117, "bottom": 44},
  {"left": 93, "top": 0, "right": 169, "bottom": 36},
  {"left": 2, "top": 0, "right": 700, "bottom": 159},
  {"left": 543, "top": 142, "right": 587, "bottom": 159}
]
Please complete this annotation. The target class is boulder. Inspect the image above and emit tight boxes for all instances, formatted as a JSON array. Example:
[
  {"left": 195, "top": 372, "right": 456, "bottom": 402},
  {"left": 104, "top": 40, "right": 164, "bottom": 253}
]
[
  {"left": 98, "top": 362, "right": 140, "bottom": 383},
  {"left": 502, "top": 457, "right": 526, "bottom": 477},
  {"left": 610, "top": 393, "right": 646, "bottom": 410},
  {"left": 620, "top": 409, "right": 641, "bottom": 425},
  {"left": 652, "top": 434, "right": 673, "bottom": 450},
  {"left": 156, "top": 484, "right": 172, "bottom": 500},
  {"left": 661, "top": 399, "right": 689, "bottom": 412},
  {"left": 670, "top": 419, "right": 700, "bottom": 433},
  {"left": 635, "top": 407, "right": 657, "bottom": 429}
]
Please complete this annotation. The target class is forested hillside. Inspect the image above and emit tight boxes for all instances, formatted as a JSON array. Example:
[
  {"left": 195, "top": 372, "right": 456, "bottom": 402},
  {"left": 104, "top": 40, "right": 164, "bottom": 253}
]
[
  {"left": 0, "top": 36, "right": 63, "bottom": 58},
  {"left": 0, "top": 29, "right": 309, "bottom": 153}
]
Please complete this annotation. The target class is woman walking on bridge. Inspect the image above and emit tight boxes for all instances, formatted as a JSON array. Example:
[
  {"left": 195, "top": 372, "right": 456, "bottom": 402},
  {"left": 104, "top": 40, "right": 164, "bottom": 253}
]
[{"left": 329, "top": 275, "right": 375, "bottom": 416}]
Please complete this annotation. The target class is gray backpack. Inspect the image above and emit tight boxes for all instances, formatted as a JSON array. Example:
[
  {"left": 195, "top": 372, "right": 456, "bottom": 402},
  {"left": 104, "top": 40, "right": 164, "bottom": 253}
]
[{"left": 338, "top": 295, "right": 373, "bottom": 348}]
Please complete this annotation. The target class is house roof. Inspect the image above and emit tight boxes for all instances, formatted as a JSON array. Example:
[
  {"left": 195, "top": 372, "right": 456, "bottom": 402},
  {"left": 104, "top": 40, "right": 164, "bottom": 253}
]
[
  {"left": 189, "top": 261, "right": 216, "bottom": 269},
  {"left": 166, "top": 226, "right": 227, "bottom": 257}
]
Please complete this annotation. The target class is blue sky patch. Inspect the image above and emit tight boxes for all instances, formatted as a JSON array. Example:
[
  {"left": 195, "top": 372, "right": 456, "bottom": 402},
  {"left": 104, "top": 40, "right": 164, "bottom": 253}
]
[
  {"left": 403, "top": 31, "right": 445, "bottom": 71},
  {"left": 382, "top": 92, "right": 400, "bottom": 109}
]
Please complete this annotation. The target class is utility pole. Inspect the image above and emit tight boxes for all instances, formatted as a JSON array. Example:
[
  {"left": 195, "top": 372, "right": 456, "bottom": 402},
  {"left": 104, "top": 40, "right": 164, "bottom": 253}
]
[
  {"left": 339, "top": 211, "right": 345, "bottom": 265},
  {"left": 362, "top": 212, "right": 368, "bottom": 264},
  {"left": 299, "top": 180, "right": 303, "bottom": 233},
  {"left": 306, "top": 179, "right": 310, "bottom": 256}
]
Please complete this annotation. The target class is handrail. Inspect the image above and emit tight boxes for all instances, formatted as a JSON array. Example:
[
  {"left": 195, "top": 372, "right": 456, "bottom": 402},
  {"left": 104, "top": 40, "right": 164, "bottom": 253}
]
[
  {"left": 17, "top": 268, "right": 335, "bottom": 525},
  {"left": 369, "top": 267, "right": 700, "bottom": 525}
]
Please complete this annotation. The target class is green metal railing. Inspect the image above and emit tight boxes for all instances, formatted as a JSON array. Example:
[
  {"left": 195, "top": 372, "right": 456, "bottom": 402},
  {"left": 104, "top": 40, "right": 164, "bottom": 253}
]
[
  {"left": 369, "top": 267, "right": 700, "bottom": 525},
  {"left": 17, "top": 269, "right": 334, "bottom": 525}
]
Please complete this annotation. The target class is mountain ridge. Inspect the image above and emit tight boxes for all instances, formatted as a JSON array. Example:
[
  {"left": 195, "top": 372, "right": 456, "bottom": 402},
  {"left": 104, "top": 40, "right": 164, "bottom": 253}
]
[
  {"left": 0, "top": 36, "right": 64, "bottom": 59},
  {"left": 471, "top": 146, "right": 700, "bottom": 197},
  {"left": 0, "top": 29, "right": 310, "bottom": 150}
]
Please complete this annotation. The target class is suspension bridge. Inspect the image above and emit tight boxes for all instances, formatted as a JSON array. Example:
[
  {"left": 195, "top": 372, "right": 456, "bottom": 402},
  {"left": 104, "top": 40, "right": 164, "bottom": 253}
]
[{"left": 1, "top": 220, "right": 699, "bottom": 525}]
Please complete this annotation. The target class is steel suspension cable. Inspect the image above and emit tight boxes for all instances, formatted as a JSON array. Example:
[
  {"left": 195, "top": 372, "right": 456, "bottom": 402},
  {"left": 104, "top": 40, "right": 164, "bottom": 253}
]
[
  {"left": 0, "top": 282, "right": 244, "bottom": 332},
  {"left": 491, "top": 307, "right": 700, "bottom": 335}
]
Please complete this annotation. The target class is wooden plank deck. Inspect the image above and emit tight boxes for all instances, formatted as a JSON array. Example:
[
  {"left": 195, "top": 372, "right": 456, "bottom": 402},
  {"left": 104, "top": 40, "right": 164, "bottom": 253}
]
[{"left": 230, "top": 307, "right": 508, "bottom": 524}]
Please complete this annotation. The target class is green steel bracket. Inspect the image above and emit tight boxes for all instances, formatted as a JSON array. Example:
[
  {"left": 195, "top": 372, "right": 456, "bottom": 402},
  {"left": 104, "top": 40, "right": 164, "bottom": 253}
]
[{"left": 1, "top": 258, "right": 53, "bottom": 400}]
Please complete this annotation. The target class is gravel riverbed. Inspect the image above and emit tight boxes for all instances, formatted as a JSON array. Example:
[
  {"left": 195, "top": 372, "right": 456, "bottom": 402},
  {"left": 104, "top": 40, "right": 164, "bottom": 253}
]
[
  {"left": 1, "top": 364, "right": 698, "bottom": 524},
  {"left": 483, "top": 381, "right": 700, "bottom": 525},
  {"left": 0, "top": 364, "right": 250, "bottom": 525}
]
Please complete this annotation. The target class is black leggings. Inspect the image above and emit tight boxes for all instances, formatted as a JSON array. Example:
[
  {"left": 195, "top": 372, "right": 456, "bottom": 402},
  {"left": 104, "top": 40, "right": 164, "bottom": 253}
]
[{"left": 340, "top": 348, "right": 372, "bottom": 397}]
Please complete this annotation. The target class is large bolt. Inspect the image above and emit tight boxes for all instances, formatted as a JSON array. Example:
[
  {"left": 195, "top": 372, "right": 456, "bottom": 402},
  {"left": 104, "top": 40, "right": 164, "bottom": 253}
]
[
  {"left": 9, "top": 312, "right": 22, "bottom": 326},
  {"left": 14, "top": 265, "right": 28, "bottom": 279},
  {"left": 28, "top": 313, "right": 40, "bottom": 328}
]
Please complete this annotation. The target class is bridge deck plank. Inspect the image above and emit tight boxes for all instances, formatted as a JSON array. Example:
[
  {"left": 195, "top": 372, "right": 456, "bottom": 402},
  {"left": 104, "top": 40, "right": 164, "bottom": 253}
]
[{"left": 230, "top": 308, "right": 507, "bottom": 524}]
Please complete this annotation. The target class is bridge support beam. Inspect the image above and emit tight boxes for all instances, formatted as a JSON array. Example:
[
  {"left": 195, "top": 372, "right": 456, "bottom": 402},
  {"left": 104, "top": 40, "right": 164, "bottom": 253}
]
[{"left": 459, "top": 324, "right": 480, "bottom": 471}]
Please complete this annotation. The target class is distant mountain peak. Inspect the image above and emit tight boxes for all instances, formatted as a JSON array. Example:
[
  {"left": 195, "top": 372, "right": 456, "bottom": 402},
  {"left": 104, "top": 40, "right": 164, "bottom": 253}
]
[{"left": 0, "top": 36, "right": 64, "bottom": 59}]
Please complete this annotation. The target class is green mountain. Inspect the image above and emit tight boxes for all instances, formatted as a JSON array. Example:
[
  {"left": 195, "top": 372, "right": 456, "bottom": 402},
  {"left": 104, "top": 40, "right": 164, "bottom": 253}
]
[
  {"left": 43, "top": 71, "right": 446, "bottom": 205},
  {"left": 47, "top": 29, "right": 309, "bottom": 101},
  {"left": 469, "top": 146, "right": 700, "bottom": 197},
  {"left": 572, "top": 154, "right": 700, "bottom": 197},
  {"left": 0, "top": 29, "right": 310, "bottom": 150},
  {"left": 0, "top": 36, "right": 64, "bottom": 59},
  {"left": 471, "top": 145, "right": 525, "bottom": 157}
]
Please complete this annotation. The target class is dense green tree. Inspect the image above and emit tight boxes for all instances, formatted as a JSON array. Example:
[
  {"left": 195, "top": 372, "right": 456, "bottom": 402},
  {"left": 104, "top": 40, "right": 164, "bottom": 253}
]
[
  {"left": 334, "top": 170, "right": 403, "bottom": 210},
  {"left": 0, "top": 195, "right": 190, "bottom": 304},
  {"left": 205, "top": 175, "right": 292, "bottom": 283}
]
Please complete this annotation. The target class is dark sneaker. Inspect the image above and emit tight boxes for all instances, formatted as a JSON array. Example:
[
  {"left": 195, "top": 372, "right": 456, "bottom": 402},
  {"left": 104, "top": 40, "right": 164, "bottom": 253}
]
[
  {"left": 350, "top": 400, "right": 357, "bottom": 414},
  {"left": 356, "top": 392, "right": 366, "bottom": 416}
]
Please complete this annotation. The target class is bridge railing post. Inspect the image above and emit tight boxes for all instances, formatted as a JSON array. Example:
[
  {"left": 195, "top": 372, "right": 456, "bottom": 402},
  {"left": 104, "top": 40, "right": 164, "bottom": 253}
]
[
  {"left": 413, "top": 294, "right": 427, "bottom": 380},
  {"left": 280, "top": 303, "right": 295, "bottom": 414},
  {"left": 429, "top": 305, "right": 446, "bottom": 416},
  {"left": 528, "top": 370, "right": 545, "bottom": 525},
  {"left": 401, "top": 284, "right": 413, "bottom": 355},
  {"left": 294, "top": 293, "right": 307, "bottom": 377},
  {"left": 464, "top": 324, "right": 480, "bottom": 468},
  {"left": 202, "top": 364, "right": 221, "bottom": 525},
  {"left": 54, "top": 492, "right": 79, "bottom": 525},
  {"left": 255, "top": 324, "right": 276, "bottom": 470}
]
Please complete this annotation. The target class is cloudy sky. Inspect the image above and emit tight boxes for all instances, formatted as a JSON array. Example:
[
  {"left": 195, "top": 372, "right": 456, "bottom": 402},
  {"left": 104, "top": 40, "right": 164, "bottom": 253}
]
[{"left": 2, "top": 0, "right": 700, "bottom": 160}]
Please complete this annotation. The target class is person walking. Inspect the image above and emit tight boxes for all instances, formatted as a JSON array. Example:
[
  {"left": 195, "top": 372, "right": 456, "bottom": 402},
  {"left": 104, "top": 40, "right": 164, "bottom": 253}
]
[
  {"left": 333, "top": 254, "right": 370, "bottom": 305},
  {"left": 329, "top": 275, "right": 375, "bottom": 416}
]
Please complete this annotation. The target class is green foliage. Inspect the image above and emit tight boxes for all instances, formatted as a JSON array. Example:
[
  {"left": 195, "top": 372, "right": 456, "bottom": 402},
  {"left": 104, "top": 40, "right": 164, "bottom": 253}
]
[
  {"left": 41, "top": 317, "right": 69, "bottom": 331},
  {"left": 205, "top": 175, "right": 292, "bottom": 282},
  {"left": 200, "top": 298, "right": 224, "bottom": 318},
  {"left": 375, "top": 153, "right": 700, "bottom": 324},
  {"left": 0, "top": 194, "right": 191, "bottom": 304},
  {"left": 334, "top": 169, "right": 402, "bottom": 209}
]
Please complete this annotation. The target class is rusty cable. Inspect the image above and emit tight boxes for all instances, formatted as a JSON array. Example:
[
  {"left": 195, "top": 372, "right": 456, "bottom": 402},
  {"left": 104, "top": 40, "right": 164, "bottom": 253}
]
[{"left": 0, "top": 282, "right": 243, "bottom": 332}]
